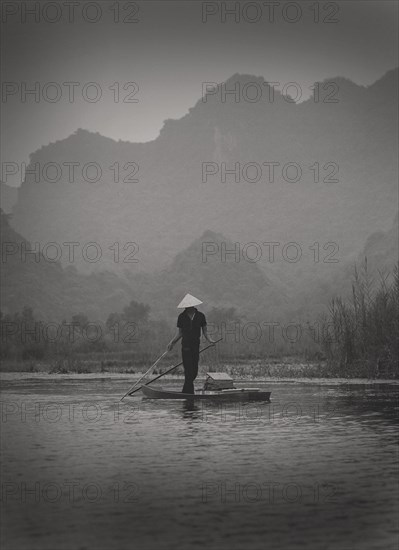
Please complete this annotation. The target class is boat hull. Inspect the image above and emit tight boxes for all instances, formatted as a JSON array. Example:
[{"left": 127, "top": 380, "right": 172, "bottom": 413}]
[{"left": 140, "top": 385, "right": 271, "bottom": 401}]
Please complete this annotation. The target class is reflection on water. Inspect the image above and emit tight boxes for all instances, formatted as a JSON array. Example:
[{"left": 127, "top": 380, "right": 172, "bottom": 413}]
[{"left": 1, "top": 377, "right": 398, "bottom": 550}]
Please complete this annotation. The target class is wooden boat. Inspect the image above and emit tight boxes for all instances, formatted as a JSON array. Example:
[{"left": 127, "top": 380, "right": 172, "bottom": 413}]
[
  {"left": 140, "top": 373, "right": 271, "bottom": 402},
  {"left": 141, "top": 385, "right": 271, "bottom": 401}
]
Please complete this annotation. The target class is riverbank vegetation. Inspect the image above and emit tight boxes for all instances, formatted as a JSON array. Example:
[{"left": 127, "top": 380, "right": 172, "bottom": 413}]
[
  {"left": 1, "top": 263, "right": 397, "bottom": 378},
  {"left": 320, "top": 262, "right": 398, "bottom": 379}
]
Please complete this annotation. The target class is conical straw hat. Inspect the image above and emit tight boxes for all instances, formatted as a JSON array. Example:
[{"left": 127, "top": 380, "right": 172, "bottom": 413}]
[{"left": 177, "top": 293, "right": 203, "bottom": 309}]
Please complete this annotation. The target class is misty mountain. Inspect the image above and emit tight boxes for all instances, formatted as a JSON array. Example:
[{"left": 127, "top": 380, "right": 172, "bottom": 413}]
[
  {"left": 0, "top": 211, "right": 134, "bottom": 321},
  {"left": 0, "top": 183, "right": 18, "bottom": 214},
  {"left": 11, "top": 70, "right": 398, "bottom": 278},
  {"left": 124, "top": 230, "right": 289, "bottom": 320},
  {"left": 8, "top": 69, "right": 398, "bottom": 321},
  {"left": 296, "top": 212, "right": 398, "bottom": 315},
  {"left": 356, "top": 213, "right": 398, "bottom": 275},
  {"left": 361, "top": 214, "right": 399, "bottom": 271},
  {"left": 1, "top": 214, "right": 286, "bottom": 322},
  {"left": 2, "top": 207, "right": 396, "bottom": 323}
]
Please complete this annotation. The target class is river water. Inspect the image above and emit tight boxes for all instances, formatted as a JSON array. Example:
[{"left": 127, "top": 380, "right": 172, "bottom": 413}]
[{"left": 1, "top": 376, "right": 398, "bottom": 550}]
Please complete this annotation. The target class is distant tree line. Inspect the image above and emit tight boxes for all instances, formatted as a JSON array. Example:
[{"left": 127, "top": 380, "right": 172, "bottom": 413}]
[
  {"left": 0, "top": 300, "right": 322, "bottom": 366},
  {"left": 1, "top": 264, "right": 398, "bottom": 378},
  {"left": 0, "top": 301, "right": 169, "bottom": 364}
]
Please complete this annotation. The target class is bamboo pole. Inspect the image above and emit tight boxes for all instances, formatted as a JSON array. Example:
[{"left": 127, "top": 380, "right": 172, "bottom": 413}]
[
  {"left": 119, "top": 350, "right": 169, "bottom": 401},
  {"left": 121, "top": 338, "right": 223, "bottom": 400}
]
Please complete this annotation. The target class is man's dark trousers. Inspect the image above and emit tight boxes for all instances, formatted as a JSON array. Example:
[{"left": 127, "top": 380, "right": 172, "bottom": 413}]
[{"left": 182, "top": 347, "right": 200, "bottom": 394}]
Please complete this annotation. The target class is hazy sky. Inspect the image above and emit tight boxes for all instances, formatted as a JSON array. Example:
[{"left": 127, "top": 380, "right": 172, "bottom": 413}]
[{"left": 1, "top": 0, "right": 398, "bottom": 185}]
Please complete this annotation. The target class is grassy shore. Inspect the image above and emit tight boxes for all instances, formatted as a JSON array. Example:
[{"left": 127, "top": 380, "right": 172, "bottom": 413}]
[{"left": 1, "top": 355, "right": 395, "bottom": 379}]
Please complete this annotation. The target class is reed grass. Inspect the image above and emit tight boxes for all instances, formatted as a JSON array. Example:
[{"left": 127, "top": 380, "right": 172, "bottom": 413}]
[{"left": 320, "top": 262, "right": 398, "bottom": 378}]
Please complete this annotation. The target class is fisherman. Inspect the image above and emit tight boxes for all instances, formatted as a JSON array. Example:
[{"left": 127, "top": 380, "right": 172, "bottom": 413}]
[{"left": 166, "top": 293, "right": 216, "bottom": 394}]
